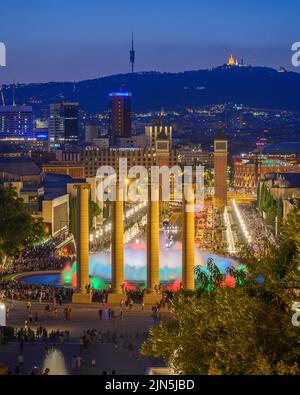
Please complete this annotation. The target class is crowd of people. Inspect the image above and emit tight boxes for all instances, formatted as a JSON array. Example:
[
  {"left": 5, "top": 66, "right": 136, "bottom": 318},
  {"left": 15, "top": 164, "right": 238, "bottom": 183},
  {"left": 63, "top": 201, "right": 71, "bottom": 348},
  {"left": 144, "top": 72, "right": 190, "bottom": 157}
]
[
  {"left": 239, "top": 206, "right": 276, "bottom": 254},
  {"left": 0, "top": 280, "right": 73, "bottom": 303},
  {"left": 13, "top": 326, "right": 70, "bottom": 344},
  {"left": 0, "top": 240, "right": 74, "bottom": 276}
]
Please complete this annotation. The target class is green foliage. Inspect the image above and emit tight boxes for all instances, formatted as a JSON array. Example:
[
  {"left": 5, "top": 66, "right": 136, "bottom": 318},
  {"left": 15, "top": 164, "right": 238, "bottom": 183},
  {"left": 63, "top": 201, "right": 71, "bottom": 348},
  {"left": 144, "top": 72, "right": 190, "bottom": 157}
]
[
  {"left": 89, "top": 200, "right": 101, "bottom": 230},
  {"left": 141, "top": 210, "right": 300, "bottom": 375},
  {"left": 0, "top": 186, "right": 44, "bottom": 259},
  {"left": 69, "top": 196, "right": 77, "bottom": 238},
  {"left": 276, "top": 199, "right": 283, "bottom": 233},
  {"left": 258, "top": 183, "right": 282, "bottom": 228},
  {"left": 69, "top": 194, "right": 102, "bottom": 238}
]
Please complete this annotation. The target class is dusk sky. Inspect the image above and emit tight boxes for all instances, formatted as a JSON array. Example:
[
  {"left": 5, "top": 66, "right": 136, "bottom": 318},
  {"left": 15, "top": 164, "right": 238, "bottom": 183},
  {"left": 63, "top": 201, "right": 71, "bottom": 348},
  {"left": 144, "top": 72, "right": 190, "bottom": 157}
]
[{"left": 0, "top": 0, "right": 300, "bottom": 84}]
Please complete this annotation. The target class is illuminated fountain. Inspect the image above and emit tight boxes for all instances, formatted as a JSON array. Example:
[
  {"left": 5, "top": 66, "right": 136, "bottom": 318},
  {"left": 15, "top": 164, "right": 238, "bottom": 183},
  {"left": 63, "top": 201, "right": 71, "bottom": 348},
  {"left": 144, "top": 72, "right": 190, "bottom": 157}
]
[
  {"left": 62, "top": 231, "right": 239, "bottom": 289},
  {"left": 42, "top": 349, "right": 68, "bottom": 376}
]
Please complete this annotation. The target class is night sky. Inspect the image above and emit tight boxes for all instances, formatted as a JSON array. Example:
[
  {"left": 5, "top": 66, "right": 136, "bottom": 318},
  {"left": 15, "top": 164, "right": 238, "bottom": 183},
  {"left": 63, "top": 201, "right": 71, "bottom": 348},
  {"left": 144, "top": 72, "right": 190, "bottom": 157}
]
[{"left": 0, "top": 0, "right": 300, "bottom": 83}]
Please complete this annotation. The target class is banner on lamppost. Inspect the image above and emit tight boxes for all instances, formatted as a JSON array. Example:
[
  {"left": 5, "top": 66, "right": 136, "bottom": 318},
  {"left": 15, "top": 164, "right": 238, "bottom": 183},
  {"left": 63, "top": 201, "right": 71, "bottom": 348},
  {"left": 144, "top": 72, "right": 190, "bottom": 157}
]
[{"left": 0, "top": 304, "right": 6, "bottom": 327}]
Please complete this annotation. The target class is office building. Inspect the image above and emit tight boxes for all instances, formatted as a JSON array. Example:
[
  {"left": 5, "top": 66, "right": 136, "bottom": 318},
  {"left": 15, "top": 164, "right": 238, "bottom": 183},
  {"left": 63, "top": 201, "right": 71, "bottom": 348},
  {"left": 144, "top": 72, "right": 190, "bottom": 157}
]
[
  {"left": 109, "top": 92, "right": 132, "bottom": 142},
  {"left": 49, "top": 102, "right": 79, "bottom": 146},
  {"left": 0, "top": 105, "right": 33, "bottom": 139}
]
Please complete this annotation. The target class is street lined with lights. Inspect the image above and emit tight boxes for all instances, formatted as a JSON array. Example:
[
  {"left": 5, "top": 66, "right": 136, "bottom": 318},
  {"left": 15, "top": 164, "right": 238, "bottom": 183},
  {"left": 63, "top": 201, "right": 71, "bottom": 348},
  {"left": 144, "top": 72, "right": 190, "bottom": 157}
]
[
  {"left": 231, "top": 199, "right": 252, "bottom": 244},
  {"left": 223, "top": 207, "right": 237, "bottom": 254}
]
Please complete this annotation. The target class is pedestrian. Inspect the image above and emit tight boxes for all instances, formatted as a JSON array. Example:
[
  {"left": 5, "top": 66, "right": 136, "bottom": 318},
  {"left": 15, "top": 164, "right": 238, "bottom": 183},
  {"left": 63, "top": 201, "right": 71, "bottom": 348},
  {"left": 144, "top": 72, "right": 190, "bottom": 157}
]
[
  {"left": 17, "top": 354, "right": 24, "bottom": 367},
  {"left": 79, "top": 338, "right": 84, "bottom": 353},
  {"left": 76, "top": 355, "right": 82, "bottom": 369},
  {"left": 71, "top": 356, "right": 76, "bottom": 370},
  {"left": 24, "top": 320, "right": 29, "bottom": 330},
  {"left": 98, "top": 309, "right": 102, "bottom": 320}
]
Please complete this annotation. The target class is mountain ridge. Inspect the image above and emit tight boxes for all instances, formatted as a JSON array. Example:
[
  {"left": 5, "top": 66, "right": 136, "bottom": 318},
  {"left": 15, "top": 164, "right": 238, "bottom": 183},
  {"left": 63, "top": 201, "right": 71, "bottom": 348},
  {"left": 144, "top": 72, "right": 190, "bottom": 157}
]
[{"left": 2, "top": 65, "right": 300, "bottom": 114}]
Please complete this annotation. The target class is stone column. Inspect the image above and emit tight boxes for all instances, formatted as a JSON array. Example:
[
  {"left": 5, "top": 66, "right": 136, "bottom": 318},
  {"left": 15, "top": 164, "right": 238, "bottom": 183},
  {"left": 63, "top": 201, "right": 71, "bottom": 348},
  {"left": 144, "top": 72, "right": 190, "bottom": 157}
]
[
  {"left": 72, "top": 183, "right": 92, "bottom": 304},
  {"left": 182, "top": 186, "right": 195, "bottom": 290},
  {"left": 111, "top": 182, "right": 124, "bottom": 295},
  {"left": 147, "top": 185, "right": 160, "bottom": 292},
  {"left": 143, "top": 183, "right": 162, "bottom": 305}
]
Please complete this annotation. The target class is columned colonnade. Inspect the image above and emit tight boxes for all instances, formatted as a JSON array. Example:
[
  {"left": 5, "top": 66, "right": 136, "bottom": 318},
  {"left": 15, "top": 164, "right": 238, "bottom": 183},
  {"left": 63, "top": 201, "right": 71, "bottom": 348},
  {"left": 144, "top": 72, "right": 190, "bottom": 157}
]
[{"left": 72, "top": 182, "right": 196, "bottom": 304}]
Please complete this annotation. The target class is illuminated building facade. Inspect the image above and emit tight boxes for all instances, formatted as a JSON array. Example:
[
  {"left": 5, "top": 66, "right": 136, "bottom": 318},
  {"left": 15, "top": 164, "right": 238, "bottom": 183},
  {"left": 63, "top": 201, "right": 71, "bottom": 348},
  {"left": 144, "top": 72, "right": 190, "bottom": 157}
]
[
  {"left": 234, "top": 151, "right": 300, "bottom": 192},
  {"left": 0, "top": 105, "right": 33, "bottom": 139},
  {"left": 49, "top": 102, "right": 79, "bottom": 146},
  {"left": 109, "top": 92, "right": 132, "bottom": 142}
]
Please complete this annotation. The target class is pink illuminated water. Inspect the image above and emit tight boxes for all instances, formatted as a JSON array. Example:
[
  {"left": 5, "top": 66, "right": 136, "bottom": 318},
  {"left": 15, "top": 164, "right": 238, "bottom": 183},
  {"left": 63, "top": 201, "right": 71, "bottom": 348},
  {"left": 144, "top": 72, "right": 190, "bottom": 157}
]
[{"left": 87, "top": 232, "right": 238, "bottom": 283}]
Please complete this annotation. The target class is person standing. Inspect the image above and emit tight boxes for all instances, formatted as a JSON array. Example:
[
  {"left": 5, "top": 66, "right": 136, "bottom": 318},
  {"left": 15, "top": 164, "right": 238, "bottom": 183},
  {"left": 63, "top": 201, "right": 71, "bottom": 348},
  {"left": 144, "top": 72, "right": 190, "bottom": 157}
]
[{"left": 17, "top": 354, "right": 24, "bottom": 368}]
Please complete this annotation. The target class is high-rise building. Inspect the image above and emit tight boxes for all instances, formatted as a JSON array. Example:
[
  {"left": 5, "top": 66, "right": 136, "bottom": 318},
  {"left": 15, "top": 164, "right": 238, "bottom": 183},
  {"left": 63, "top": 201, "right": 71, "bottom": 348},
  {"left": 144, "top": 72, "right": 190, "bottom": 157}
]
[
  {"left": 63, "top": 102, "right": 79, "bottom": 144},
  {"left": 0, "top": 105, "right": 33, "bottom": 139},
  {"left": 49, "top": 102, "right": 79, "bottom": 146},
  {"left": 49, "top": 103, "right": 64, "bottom": 146},
  {"left": 214, "top": 132, "right": 228, "bottom": 207},
  {"left": 85, "top": 123, "right": 99, "bottom": 143},
  {"left": 109, "top": 92, "right": 132, "bottom": 142}
]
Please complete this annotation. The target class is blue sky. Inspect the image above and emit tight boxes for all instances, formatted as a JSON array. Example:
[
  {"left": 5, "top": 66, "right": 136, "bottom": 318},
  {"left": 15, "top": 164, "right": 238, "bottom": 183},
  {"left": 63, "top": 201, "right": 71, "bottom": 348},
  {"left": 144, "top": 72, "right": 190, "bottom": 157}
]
[{"left": 0, "top": 0, "right": 300, "bottom": 83}]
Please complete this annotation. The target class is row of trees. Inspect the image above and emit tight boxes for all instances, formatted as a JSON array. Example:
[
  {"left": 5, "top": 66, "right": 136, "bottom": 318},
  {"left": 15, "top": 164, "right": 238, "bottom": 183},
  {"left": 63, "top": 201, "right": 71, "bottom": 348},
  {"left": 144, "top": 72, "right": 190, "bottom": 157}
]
[
  {"left": 0, "top": 185, "right": 102, "bottom": 264},
  {"left": 69, "top": 196, "right": 101, "bottom": 239},
  {"left": 258, "top": 183, "right": 283, "bottom": 230},
  {"left": 0, "top": 186, "right": 44, "bottom": 263},
  {"left": 141, "top": 208, "right": 300, "bottom": 375}
]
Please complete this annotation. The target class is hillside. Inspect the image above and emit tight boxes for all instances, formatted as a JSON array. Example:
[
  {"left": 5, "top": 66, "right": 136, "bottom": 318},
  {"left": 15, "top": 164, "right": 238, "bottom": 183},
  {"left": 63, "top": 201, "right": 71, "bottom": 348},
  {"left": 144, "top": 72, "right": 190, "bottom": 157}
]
[{"left": 2, "top": 65, "right": 300, "bottom": 114}]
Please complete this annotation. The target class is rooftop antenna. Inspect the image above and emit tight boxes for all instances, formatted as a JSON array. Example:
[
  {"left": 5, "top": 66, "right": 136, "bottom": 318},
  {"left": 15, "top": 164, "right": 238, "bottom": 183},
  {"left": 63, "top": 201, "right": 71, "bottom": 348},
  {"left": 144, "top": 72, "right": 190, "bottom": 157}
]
[
  {"left": 130, "top": 32, "right": 135, "bottom": 73},
  {"left": 159, "top": 108, "right": 165, "bottom": 127}
]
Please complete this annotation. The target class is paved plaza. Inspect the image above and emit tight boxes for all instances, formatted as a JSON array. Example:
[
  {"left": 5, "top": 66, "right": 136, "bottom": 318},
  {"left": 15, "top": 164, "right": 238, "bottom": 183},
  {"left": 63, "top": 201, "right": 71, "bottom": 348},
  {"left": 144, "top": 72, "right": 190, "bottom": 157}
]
[{"left": 0, "top": 301, "right": 169, "bottom": 375}]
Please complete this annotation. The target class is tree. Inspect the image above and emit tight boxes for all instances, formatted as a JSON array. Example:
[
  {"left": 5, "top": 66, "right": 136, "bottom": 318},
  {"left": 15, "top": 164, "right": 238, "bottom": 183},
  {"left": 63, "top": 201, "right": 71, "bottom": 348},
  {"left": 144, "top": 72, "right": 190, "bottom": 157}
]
[
  {"left": 276, "top": 199, "right": 283, "bottom": 234},
  {"left": 141, "top": 214, "right": 300, "bottom": 375},
  {"left": 69, "top": 195, "right": 102, "bottom": 238},
  {"left": 0, "top": 186, "right": 44, "bottom": 263},
  {"left": 89, "top": 200, "right": 101, "bottom": 230}
]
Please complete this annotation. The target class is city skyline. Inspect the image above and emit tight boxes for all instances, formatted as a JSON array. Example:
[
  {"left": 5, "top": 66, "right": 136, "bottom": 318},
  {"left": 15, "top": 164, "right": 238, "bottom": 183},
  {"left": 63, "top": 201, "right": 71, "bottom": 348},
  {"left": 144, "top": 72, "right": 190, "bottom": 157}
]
[
  {"left": 0, "top": 0, "right": 300, "bottom": 84},
  {"left": 0, "top": 1, "right": 300, "bottom": 380}
]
